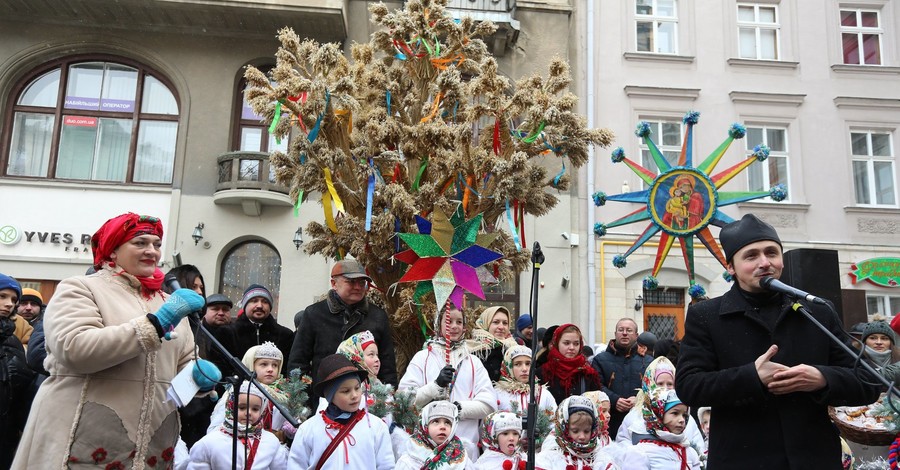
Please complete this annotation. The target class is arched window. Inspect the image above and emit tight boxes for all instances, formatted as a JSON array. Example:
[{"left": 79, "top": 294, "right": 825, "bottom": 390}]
[
  {"left": 233, "top": 65, "right": 286, "bottom": 155},
  {"left": 219, "top": 240, "right": 282, "bottom": 315},
  {"left": 3, "top": 56, "right": 180, "bottom": 184}
]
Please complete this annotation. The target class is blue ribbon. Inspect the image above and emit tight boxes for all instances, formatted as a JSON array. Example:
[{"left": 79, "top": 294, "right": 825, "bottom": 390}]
[
  {"left": 394, "top": 217, "right": 401, "bottom": 252},
  {"left": 553, "top": 159, "right": 566, "bottom": 187},
  {"left": 506, "top": 199, "right": 521, "bottom": 251},
  {"left": 395, "top": 53, "right": 408, "bottom": 60},
  {"left": 386, "top": 90, "right": 392, "bottom": 116},
  {"left": 366, "top": 159, "right": 375, "bottom": 231},
  {"left": 307, "top": 89, "right": 331, "bottom": 143}
]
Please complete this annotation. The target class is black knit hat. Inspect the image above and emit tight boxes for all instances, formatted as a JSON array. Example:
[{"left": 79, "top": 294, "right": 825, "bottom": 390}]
[
  {"left": 314, "top": 354, "right": 368, "bottom": 397},
  {"left": 720, "top": 214, "right": 782, "bottom": 262}
]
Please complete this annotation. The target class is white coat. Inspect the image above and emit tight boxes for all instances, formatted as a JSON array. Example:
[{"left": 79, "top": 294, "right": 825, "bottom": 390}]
[
  {"left": 188, "top": 430, "right": 288, "bottom": 470},
  {"left": 618, "top": 440, "right": 701, "bottom": 470},
  {"left": 289, "top": 411, "right": 395, "bottom": 469},
  {"left": 615, "top": 407, "right": 706, "bottom": 455}
]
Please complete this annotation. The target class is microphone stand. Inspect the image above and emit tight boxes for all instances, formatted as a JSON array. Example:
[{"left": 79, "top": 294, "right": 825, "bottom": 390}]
[
  {"left": 790, "top": 301, "right": 900, "bottom": 404},
  {"left": 187, "top": 315, "right": 299, "bottom": 470},
  {"left": 526, "top": 242, "right": 544, "bottom": 470}
]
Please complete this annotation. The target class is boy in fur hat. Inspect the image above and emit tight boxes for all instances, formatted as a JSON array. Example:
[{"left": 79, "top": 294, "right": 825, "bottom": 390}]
[
  {"left": 475, "top": 411, "right": 526, "bottom": 469},
  {"left": 396, "top": 400, "right": 473, "bottom": 469},
  {"left": 189, "top": 380, "right": 288, "bottom": 470},
  {"left": 619, "top": 389, "right": 700, "bottom": 470},
  {"left": 289, "top": 354, "right": 394, "bottom": 469}
]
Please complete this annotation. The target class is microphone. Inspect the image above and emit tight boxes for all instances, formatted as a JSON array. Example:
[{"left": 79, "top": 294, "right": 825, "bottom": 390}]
[
  {"left": 759, "top": 276, "right": 828, "bottom": 305},
  {"left": 163, "top": 273, "right": 204, "bottom": 321}
]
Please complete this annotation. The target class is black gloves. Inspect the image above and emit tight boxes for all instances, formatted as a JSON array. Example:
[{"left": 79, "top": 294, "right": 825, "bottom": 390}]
[{"left": 435, "top": 365, "right": 455, "bottom": 388}]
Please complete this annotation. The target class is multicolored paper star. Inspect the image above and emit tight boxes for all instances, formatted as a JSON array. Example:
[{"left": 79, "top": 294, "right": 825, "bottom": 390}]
[
  {"left": 394, "top": 205, "right": 504, "bottom": 310},
  {"left": 594, "top": 111, "right": 786, "bottom": 298}
]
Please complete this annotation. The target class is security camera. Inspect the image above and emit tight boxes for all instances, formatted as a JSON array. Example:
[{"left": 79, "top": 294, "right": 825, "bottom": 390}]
[{"left": 561, "top": 232, "right": 569, "bottom": 240}]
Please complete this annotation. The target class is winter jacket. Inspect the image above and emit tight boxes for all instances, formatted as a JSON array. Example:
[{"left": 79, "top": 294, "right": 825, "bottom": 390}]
[
  {"left": 1, "top": 332, "right": 35, "bottom": 469},
  {"left": 287, "top": 293, "right": 398, "bottom": 394},
  {"left": 590, "top": 341, "right": 652, "bottom": 438},
  {"left": 212, "top": 313, "right": 293, "bottom": 378},
  {"left": 676, "top": 284, "right": 881, "bottom": 469}
]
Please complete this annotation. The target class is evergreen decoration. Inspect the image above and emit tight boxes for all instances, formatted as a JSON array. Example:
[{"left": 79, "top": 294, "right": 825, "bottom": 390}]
[
  {"left": 391, "top": 388, "right": 420, "bottom": 433},
  {"left": 244, "top": 0, "right": 613, "bottom": 369},
  {"left": 283, "top": 368, "right": 313, "bottom": 423},
  {"left": 508, "top": 400, "right": 552, "bottom": 451},
  {"left": 368, "top": 382, "right": 394, "bottom": 419}
]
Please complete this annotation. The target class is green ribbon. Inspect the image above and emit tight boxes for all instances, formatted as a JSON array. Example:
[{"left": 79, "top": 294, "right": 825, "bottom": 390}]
[
  {"left": 521, "top": 121, "right": 545, "bottom": 144},
  {"left": 412, "top": 158, "right": 429, "bottom": 192},
  {"left": 294, "top": 189, "right": 304, "bottom": 217},
  {"left": 268, "top": 101, "right": 283, "bottom": 145}
]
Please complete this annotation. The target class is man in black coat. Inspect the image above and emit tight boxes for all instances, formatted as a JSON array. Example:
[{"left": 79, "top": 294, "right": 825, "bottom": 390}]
[
  {"left": 212, "top": 284, "right": 294, "bottom": 378},
  {"left": 591, "top": 317, "right": 652, "bottom": 439},
  {"left": 677, "top": 214, "right": 880, "bottom": 469},
  {"left": 287, "top": 260, "right": 398, "bottom": 400}
]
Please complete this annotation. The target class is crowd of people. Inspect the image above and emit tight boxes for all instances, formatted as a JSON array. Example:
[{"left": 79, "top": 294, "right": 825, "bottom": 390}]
[{"left": 0, "top": 211, "right": 891, "bottom": 469}]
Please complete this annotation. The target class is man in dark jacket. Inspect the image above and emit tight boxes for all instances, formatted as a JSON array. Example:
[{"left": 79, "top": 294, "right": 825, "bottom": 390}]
[
  {"left": 677, "top": 213, "right": 880, "bottom": 469},
  {"left": 212, "top": 284, "right": 293, "bottom": 378},
  {"left": 287, "top": 260, "right": 398, "bottom": 400},
  {"left": 591, "top": 317, "right": 652, "bottom": 439}
]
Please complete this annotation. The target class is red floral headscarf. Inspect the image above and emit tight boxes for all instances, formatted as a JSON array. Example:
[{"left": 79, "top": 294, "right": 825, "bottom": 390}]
[{"left": 90, "top": 213, "right": 165, "bottom": 297}]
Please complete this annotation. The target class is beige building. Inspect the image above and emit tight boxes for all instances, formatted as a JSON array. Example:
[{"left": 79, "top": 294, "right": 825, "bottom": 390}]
[
  {"left": 0, "top": 0, "right": 587, "bottom": 334},
  {"left": 573, "top": 0, "right": 900, "bottom": 344}
]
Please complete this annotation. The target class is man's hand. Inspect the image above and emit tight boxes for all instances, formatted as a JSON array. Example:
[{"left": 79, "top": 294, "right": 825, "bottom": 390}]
[
  {"left": 769, "top": 365, "right": 826, "bottom": 394},
  {"left": 755, "top": 344, "right": 788, "bottom": 386},
  {"left": 616, "top": 396, "right": 636, "bottom": 412}
]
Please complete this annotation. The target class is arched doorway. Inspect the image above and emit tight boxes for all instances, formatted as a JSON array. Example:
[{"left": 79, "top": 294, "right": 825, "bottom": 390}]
[{"left": 219, "top": 240, "right": 281, "bottom": 316}]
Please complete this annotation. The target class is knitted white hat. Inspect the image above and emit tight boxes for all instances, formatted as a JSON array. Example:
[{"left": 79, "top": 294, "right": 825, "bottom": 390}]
[
  {"left": 490, "top": 411, "right": 522, "bottom": 437},
  {"left": 255, "top": 341, "right": 283, "bottom": 362}
]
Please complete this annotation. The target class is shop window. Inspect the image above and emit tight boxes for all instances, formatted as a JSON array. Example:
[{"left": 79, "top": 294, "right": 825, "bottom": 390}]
[{"left": 4, "top": 58, "right": 180, "bottom": 184}]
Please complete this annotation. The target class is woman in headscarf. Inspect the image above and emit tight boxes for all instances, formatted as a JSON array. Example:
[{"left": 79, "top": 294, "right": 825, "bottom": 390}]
[
  {"left": 469, "top": 306, "right": 519, "bottom": 382},
  {"left": 13, "top": 213, "right": 208, "bottom": 469},
  {"left": 538, "top": 324, "right": 601, "bottom": 405}
]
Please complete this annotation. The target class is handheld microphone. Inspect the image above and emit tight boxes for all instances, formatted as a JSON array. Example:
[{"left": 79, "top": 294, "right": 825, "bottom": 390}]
[
  {"left": 163, "top": 273, "right": 204, "bottom": 321},
  {"left": 760, "top": 276, "right": 828, "bottom": 305}
]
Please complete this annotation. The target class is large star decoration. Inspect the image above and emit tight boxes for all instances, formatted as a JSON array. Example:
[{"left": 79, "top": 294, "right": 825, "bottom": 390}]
[
  {"left": 593, "top": 111, "right": 787, "bottom": 299},
  {"left": 394, "top": 205, "right": 504, "bottom": 310}
]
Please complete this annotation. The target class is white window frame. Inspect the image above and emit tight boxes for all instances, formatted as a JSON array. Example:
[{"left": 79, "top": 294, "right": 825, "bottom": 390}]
[
  {"left": 737, "top": 3, "right": 781, "bottom": 60},
  {"left": 840, "top": 8, "right": 884, "bottom": 65},
  {"left": 745, "top": 125, "right": 790, "bottom": 202},
  {"left": 639, "top": 118, "right": 684, "bottom": 189},
  {"left": 636, "top": 0, "right": 680, "bottom": 54},
  {"left": 851, "top": 130, "right": 897, "bottom": 207},
  {"left": 867, "top": 293, "right": 900, "bottom": 321}
]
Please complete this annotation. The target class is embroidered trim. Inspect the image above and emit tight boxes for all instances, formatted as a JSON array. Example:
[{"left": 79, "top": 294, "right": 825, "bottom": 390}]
[
  {"left": 131, "top": 317, "right": 162, "bottom": 353},
  {"left": 62, "top": 377, "right": 93, "bottom": 468}
]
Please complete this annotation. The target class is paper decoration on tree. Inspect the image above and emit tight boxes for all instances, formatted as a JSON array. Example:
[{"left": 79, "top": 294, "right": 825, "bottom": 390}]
[
  {"left": 395, "top": 205, "right": 503, "bottom": 310},
  {"left": 593, "top": 111, "right": 787, "bottom": 298}
]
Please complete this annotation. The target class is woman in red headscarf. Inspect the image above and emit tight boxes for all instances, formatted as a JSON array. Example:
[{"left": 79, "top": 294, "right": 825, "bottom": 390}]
[
  {"left": 538, "top": 324, "right": 601, "bottom": 404},
  {"left": 13, "top": 213, "right": 208, "bottom": 469}
]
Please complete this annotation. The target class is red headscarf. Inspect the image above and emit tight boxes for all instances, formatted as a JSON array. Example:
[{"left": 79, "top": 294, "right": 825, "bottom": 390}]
[
  {"left": 91, "top": 213, "right": 165, "bottom": 297},
  {"left": 541, "top": 323, "right": 600, "bottom": 393}
]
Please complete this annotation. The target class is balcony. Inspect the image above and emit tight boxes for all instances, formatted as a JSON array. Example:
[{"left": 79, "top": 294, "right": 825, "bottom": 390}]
[
  {"left": 443, "top": 0, "right": 519, "bottom": 55},
  {"left": 213, "top": 151, "right": 292, "bottom": 216},
  {"left": 0, "top": 0, "right": 346, "bottom": 43}
]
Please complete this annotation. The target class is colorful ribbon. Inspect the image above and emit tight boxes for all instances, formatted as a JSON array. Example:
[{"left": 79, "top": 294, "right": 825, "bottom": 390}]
[
  {"left": 505, "top": 199, "right": 521, "bottom": 251},
  {"left": 268, "top": 101, "right": 283, "bottom": 145},
  {"left": 366, "top": 159, "right": 375, "bottom": 232},
  {"left": 323, "top": 168, "right": 345, "bottom": 213},
  {"left": 420, "top": 92, "right": 443, "bottom": 123},
  {"left": 307, "top": 89, "right": 331, "bottom": 143},
  {"left": 412, "top": 158, "right": 428, "bottom": 192},
  {"left": 323, "top": 191, "right": 338, "bottom": 233},
  {"left": 386, "top": 90, "right": 392, "bottom": 116},
  {"left": 553, "top": 160, "right": 566, "bottom": 187}
]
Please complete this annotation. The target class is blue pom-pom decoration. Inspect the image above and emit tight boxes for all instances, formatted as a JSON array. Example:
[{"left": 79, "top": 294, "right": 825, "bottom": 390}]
[
  {"left": 613, "top": 255, "right": 627, "bottom": 268},
  {"left": 592, "top": 191, "right": 607, "bottom": 206},
  {"left": 593, "top": 222, "right": 607, "bottom": 237},
  {"left": 752, "top": 144, "right": 770, "bottom": 161},
  {"left": 635, "top": 121, "right": 652, "bottom": 138},
  {"left": 722, "top": 272, "right": 734, "bottom": 283},
  {"left": 769, "top": 183, "right": 787, "bottom": 201},
  {"left": 689, "top": 283, "right": 707, "bottom": 299},
  {"left": 643, "top": 275, "right": 659, "bottom": 290},
  {"left": 683, "top": 111, "right": 700, "bottom": 125},
  {"left": 611, "top": 147, "right": 626, "bottom": 163},
  {"left": 729, "top": 123, "right": 746, "bottom": 139}
]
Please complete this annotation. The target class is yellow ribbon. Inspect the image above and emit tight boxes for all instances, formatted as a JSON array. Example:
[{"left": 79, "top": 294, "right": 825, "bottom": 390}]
[
  {"left": 334, "top": 109, "right": 353, "bottom": 134},
  {"left": 323, "top": 168, "right": 345, "bottom": 213},
  {"left": 323, "top": 190, "right": 338, "bottom": 233}
]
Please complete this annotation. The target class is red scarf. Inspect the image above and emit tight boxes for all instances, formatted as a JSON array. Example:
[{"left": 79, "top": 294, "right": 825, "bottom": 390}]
[
  {"left": 115, "top": 267, "right": 165, "bottom": 299},
  {"left": 92, "top": 213, "right": 165, "bottom": 299},
  {"left": 540, "top": 324, "right": 599, "bottom": 393}
]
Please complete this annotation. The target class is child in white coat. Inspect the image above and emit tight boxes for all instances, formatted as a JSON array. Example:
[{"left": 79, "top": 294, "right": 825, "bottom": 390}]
[
  {"left": 289, "top": 354, "right": 394, "bottom": 469},
  {"left": 495, "top": 345, "right": 557, "bottom": 415},
  {"left": 619, "top": 389, "right": 700, "bottom": 470},
  {"left": 474, "top": 411, "right": 526, "bottom": 469},
  {"left": 189, "top": 381, "right": 288, "bottom": 470},
  {"left": 398, "top": 303, "right": 497, "bottom": 456},
  {"left": 395, "top": 400, "right": 473, "bottom": 470},
  {"left": 534, "top": 396, "right": 619, "bottom": 470}
]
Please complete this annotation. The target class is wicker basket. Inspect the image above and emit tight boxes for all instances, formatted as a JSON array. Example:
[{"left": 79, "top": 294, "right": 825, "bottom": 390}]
[{"left": 828, "top": 406, "right": 897, "bottom": 446}]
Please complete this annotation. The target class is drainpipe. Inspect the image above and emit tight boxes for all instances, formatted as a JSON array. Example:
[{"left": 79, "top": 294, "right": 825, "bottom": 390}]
[{"left": 585, "top": 0, "right": 597, "bottom": 347}]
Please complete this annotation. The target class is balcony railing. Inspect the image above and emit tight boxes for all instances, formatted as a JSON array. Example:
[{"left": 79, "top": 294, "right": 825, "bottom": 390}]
[
  {"left": 214, "top": 151, "right": 292, "bottom": 216},
  {"left": 441, "top": 0, "right": 519, "bottom": 55},
  {"left": 445, "top": 0, "right": 515, "bottom": 12}
]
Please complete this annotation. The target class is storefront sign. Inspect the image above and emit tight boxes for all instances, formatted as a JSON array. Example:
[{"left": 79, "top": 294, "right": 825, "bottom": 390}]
[
  {"left": 64, "top": 116, "right": 97, "bottom": 127},
  {"left": 64, "top": 96, "right": 134, "bottom": 112},
  {"left": 850, "top": 257, "right": 900, "bottom": 287}
]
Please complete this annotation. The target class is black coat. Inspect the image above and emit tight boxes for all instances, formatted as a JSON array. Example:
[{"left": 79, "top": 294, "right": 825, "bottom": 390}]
[
  {"left": 286, "top": 293, "right": 398, "bottom": 399},
  {"left": 590, "top": 340, "right": 652, "bottom": 439},
  {"left": 211, "top": 313, "right": 294, "bottom": 378},
  {"left": 676, "top": 285, "right": 881, "bottom": 470}
]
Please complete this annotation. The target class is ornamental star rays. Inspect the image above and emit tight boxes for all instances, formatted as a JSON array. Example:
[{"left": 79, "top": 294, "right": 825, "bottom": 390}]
[{"left": 593, "top": 111, "right": 787, "bottom": 298}]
